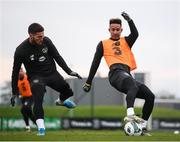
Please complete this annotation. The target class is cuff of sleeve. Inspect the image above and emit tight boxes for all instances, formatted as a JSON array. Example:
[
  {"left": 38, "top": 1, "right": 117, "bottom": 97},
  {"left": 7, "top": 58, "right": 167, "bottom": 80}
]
[
  {"left": 85, "top": 83, "right": 91, "bottom": 86},
  {"left": 86, "top": 80, "right": 92, "bottom": 85}
]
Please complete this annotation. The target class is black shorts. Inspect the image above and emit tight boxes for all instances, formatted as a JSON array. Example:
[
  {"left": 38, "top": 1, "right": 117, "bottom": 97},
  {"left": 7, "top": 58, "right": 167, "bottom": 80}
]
[
  {"left": 108, "top": 69, "right": 141, "bottom": 93},
  {"left": 29, "top": 71, "right": 73, "bottom": 101}
]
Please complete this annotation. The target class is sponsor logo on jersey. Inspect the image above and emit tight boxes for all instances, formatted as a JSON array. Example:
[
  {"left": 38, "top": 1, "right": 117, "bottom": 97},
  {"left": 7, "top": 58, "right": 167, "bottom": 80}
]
[
  {"left": 30, "top": 54, "right": 35, "bottom": 61},
  {"left": 33, "top": 79, "right": 39, "bottom": 83},
  {"left": 39, "top": 56, "right": 46, "bottom": 62}
]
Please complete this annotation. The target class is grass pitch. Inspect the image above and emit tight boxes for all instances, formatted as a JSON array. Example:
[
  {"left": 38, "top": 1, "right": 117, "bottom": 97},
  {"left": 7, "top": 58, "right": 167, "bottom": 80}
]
[
  {"left": 0, "top": 106, "right": 180, "bottom": 141},
  {"left": 1, "top": 106, "right": 180, "bottom": 118},
  {"left": 0, "top": 130, "right": 180, "bottom": 141}
]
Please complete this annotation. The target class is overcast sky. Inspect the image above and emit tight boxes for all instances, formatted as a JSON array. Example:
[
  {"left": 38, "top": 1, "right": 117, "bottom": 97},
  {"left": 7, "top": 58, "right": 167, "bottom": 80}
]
[{"left": 0, "top": 0, "right": 180, "bottom": 97}]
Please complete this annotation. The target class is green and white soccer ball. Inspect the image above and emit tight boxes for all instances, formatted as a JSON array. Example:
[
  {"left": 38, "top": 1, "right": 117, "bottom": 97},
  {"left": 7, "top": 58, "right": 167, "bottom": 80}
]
[{"left": 124, "top": 121, "right": 143, "bottom": 136}]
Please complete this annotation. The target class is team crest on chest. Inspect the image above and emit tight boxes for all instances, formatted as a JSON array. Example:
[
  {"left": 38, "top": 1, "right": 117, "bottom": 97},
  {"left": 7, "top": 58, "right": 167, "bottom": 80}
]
[
  {"left": 42, "top": 47, "right": 48, "bottom": 53},
  {"left": 114, "top": 41, "right": 120, "bottom": 46}
]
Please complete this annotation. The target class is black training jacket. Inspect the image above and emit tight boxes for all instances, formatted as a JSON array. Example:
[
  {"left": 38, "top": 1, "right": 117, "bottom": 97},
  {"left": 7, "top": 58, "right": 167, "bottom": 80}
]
[{"left": 12, "top": 36, "right": 72, "bottom": 95}]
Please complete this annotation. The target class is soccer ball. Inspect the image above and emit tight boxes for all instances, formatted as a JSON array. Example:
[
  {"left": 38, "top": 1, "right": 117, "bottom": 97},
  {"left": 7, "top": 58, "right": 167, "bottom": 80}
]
[{"left": 124, "top": 121, "right": 142, "bottom": 136}]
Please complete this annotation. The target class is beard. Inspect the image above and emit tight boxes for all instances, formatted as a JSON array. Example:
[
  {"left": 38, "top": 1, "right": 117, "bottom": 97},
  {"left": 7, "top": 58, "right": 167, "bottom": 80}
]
[{"left": 31, "top": 37, "right": 43, "bottom": 46}]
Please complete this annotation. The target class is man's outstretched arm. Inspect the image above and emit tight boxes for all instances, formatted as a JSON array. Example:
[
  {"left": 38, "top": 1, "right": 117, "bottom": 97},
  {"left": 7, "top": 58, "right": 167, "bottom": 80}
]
[
  {"left": 122, "top": 12, "right": 139, "bottom": 48},
  {"left": 83, "top": 41, "right": 103, "bottom": 92}
]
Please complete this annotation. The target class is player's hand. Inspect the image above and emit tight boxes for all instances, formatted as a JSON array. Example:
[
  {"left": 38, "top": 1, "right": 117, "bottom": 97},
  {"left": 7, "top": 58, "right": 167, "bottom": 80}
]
[
  {"left": 10, "top": 95, "right": 16, "bottom": 107},
  {"left": 83, "top": 83, "right": 91, "bottom": 92},
  {"left": 121, "top": 11, "right": 131, "bottom": 22},
  {"left": 69, "top": 71, "right": 82, "bottom": 79}
]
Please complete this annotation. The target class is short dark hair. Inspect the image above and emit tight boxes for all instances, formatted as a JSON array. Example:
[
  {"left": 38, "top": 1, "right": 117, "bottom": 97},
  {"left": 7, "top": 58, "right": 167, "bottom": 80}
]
[
  {"left": 109, "top": 18, "right": 122, "bottom": 25},
  {"left": 28, "top": 23, "right": 44, "bottom": 34}
]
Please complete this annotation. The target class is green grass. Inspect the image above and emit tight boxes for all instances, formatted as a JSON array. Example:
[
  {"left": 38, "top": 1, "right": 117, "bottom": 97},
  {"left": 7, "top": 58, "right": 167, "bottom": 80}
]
[
  {"left": 0, "top": 106, "right": 180, "bottom": 141},
  {"left": 0, "top": 106, "right": 180, "bottom": 118},
  {"left": 0, "top": 130, "right": 180, "bottom": 141}
]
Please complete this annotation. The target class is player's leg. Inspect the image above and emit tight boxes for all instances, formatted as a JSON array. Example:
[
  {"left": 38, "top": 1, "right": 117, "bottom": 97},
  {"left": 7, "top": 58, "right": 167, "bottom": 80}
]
[
  {"left": 30, "top": 77, "right": 46, "bottom": 136},
  {"left": 135, "top": 81, "right": 155, "bottom": 136},
  {"left": 26, "top": 96, "right": 36, "bottom": 125},
  {"left": 136, "top": 82, "right": 155, "bottom": 121},
  {"left": 109, "top": 70, "right": 143, "bottom": 122},
  {"left": 20, "top": 99, "right": 30, "bottom": 131},
  {"left": 47, "top": 71, "right": 76, "bottom": 108},
  {"left": 121, "top": 78, "right": 145, "bottom": 123}
]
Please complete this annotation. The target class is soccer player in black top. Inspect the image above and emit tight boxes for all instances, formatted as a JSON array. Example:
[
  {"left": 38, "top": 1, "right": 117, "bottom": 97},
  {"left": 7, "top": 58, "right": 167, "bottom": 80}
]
[
  {"left": 83, "top": 12, "right": 155, "bottom": 136},
  {"left": 11, "top": 23, "right": 82, "bottom": 136}
]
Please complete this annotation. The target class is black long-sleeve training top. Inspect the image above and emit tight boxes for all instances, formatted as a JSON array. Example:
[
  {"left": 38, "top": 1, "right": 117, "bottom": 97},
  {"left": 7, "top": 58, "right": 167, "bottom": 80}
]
[
  {"left": 86, "top": 20, "right": 139, "bottom": 84},
  {"left": 12, "top": 37, "right": 72, "bottom": 95}
]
